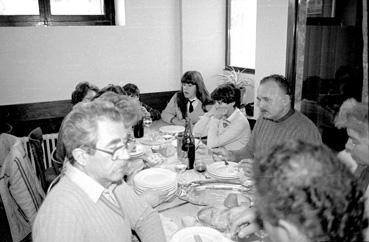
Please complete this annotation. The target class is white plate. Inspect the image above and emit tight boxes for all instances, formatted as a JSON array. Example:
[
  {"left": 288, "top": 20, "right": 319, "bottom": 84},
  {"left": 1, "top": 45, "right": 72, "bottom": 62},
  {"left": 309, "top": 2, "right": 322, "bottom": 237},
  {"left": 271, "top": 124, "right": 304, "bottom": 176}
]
[
  {"left": 129, "top": 144, "right": 145, "bottom": 157},
  {"left": 207, "top": 162, "right": 240, "bottom": 179},
  {"left": 170, "top": 226, "right": 230, "bottom": 242},
  {"left": 133, "top": 168, "right": 177, "bottom": 188},
  {"left": 159, "top": 125, "right": 185, "bottom": 134}
]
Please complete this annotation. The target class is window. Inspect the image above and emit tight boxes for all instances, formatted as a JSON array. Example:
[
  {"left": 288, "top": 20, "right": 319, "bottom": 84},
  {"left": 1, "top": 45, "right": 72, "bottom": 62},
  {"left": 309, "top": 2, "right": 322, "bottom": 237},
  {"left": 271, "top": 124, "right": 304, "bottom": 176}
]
[
  {"left": 0, "top": 0, "right": 115, "bottom": 26},
  {"left": 226, "top": 0, "right": 257, "bottom": 73}
]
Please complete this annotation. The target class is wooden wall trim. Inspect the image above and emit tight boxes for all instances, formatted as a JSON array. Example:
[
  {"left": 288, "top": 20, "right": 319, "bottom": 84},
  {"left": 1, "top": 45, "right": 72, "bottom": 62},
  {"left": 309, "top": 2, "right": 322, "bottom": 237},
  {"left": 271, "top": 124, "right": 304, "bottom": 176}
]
[{"left": 0, "top": 90, "right": 177, "bottom": 136}]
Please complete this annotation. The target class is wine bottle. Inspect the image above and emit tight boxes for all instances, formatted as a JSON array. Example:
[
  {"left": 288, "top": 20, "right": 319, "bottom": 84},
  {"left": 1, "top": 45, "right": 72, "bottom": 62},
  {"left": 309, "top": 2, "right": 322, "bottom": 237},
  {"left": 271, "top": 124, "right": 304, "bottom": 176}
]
[{"left": 182, "top": 117, "right": 195, "bottom": 169}]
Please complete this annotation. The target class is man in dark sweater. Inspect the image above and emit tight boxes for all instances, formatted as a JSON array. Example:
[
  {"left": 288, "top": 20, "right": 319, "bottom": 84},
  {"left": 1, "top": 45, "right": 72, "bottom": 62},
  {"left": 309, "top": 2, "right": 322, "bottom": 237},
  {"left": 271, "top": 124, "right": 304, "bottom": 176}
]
[{"left": 214, "top": 74, "right": 322, "bottom": 161}]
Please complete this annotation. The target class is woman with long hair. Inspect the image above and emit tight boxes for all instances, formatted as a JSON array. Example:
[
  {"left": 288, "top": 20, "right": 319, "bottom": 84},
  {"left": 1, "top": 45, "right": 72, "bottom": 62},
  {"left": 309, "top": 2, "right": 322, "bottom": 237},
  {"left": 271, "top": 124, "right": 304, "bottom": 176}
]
[{"left": 161, "top": 70, "right": 210, "bottom": 125}]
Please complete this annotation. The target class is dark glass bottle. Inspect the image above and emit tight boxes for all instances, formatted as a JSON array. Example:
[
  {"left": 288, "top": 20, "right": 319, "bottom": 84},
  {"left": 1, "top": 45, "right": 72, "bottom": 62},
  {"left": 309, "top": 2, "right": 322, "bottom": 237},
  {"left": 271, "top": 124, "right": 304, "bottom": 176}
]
[
  {"left": 133, "top": 119, "right": 144, "bottom": 138},
  {"left": 181, "top": 118, "right": 195, "bottom": 169}
]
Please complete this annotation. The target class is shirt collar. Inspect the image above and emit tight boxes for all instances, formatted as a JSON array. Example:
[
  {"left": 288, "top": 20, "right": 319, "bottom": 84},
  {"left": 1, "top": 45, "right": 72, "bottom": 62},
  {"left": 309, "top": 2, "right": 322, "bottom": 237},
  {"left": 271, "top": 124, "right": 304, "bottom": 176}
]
[
  {"left": 226, "top": 108, "right": 240, "bottom": 122},
  {"left": 263, "top": 108, "right": 295, "bottom": 123},
  {"left": 65, "top": 162, "right": 117, "bottom": 203},
  {"left": 188, "top": 97, "right": 198, "bottom": 103}
]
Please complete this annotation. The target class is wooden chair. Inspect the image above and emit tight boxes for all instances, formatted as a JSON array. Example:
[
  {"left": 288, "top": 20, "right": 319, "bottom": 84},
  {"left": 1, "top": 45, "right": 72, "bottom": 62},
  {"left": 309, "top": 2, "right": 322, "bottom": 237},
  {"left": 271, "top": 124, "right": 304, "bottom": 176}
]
[
  {"left": 28, "top": 127, "right": 47, "bottom": 191},
  {"left": 28, "top": 128, "right": 58, "bottom": 192}
]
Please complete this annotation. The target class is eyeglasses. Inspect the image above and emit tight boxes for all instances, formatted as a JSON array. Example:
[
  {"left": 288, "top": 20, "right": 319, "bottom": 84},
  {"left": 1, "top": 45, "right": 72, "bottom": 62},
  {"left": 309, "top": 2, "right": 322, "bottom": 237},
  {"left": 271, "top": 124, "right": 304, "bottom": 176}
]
[{"left": 92, "top": 144, "right": 129, "bottom": 161}]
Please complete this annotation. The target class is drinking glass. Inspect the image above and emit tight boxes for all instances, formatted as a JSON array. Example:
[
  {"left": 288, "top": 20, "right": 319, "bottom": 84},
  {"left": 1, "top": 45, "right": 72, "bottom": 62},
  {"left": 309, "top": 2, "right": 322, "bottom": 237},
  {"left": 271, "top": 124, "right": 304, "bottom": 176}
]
[{"left": 143, "top": 113, "right": 152, "bottom": 128}]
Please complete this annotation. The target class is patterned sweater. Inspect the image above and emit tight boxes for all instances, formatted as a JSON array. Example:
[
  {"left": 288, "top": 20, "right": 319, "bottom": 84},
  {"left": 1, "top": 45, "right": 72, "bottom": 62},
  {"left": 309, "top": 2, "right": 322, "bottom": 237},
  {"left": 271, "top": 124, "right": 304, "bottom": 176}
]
[
  {"left": 236, "top": 110, "right": 322, "bottom": 160},
  {"left": 32, "top": 176, "right": 165, "bottom": 242}
]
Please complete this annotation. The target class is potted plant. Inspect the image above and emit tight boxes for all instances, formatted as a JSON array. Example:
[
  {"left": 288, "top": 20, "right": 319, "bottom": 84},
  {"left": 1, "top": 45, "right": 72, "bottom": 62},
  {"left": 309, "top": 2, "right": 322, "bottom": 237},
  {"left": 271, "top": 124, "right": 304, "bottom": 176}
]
[
  {"left": 218, "top": 66, "right": 254, "bottom": 107},
  {"left": 218, "top": 66, "right": 253, "bottom": 90}
]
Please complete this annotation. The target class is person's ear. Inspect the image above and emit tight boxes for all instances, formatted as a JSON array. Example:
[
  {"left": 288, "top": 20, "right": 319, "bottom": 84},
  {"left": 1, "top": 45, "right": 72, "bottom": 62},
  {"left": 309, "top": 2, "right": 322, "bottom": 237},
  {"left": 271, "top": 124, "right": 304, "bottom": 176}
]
[
  {"left": 72, "top": 148, "right": 88, "bottom": 167},
  {"left": 281, "top": 94, "right": 291, "bottom": 106},
  {"left": 278, "top": 219, "right": 305, "bottom": 242}
]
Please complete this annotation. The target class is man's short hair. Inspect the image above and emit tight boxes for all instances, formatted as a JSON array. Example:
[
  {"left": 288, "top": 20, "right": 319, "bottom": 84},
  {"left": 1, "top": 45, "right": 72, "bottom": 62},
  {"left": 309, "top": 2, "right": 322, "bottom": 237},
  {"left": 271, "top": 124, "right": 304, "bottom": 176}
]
[
  {"left": 71, "top": 82, "right": 99, "bottom": 105},
  {"left": 92, "top": 84, "right": 126, "bottom": 100},
  {"left": 335, "top": 98, "right": 369, "bottom": 137},
  {"left": 260, "top": 74, "right": 291, "bottom": 96},
  {"left": 95, "top": 91, "right": 142, "bottom": 127},
  {"left": 60, "top": 100, "right": 123, "bottom": 164},
  {"left": 254, "top": 140, "right": 367, "bottom": 242},
  {"left": 122, "top": 83, "right": 140, "bottom": 98}
]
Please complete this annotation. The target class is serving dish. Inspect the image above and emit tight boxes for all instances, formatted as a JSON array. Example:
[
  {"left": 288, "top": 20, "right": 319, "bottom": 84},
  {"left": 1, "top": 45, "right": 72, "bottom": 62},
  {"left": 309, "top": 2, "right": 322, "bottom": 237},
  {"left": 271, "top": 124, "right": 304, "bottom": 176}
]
[{"left": 177, "top": 180, "right": 253, "bottom": 207}]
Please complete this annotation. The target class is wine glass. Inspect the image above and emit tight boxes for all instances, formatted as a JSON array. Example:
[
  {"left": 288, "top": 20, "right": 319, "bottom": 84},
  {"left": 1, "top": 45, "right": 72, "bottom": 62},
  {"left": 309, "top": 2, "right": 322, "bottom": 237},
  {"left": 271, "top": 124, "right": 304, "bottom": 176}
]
[{"left": 143, "top": 112, "right": 152, "bottom": 127}]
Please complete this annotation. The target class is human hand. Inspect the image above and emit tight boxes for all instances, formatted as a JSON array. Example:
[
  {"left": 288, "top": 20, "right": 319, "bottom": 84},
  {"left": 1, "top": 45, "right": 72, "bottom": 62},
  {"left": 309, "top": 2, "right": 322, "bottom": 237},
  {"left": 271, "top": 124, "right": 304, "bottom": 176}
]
[
  {"left": 211, "top": 147, "right": 236, "bottom": 162},
  {"left": 141, "top": 106, "right": 149, "bottom": 115},
  {"left": 229, "top": 207, "right": 260, "bottom": 239},
  {"left": 140, "top": 189, "right": 170, "bottom": 208},
  {"left": 213, "top": 107, "right": 228, "bottom": 120}
]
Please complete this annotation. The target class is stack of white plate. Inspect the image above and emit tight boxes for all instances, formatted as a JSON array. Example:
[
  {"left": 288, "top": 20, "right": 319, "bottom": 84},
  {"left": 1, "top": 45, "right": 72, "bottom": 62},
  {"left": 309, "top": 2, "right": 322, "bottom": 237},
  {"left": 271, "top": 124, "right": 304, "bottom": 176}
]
[
  {"left": 207, "top": 161, "right": 240, "bottom": 180},
  {"left": 133, "top": 168, "right": 178, "bottom": 196}
]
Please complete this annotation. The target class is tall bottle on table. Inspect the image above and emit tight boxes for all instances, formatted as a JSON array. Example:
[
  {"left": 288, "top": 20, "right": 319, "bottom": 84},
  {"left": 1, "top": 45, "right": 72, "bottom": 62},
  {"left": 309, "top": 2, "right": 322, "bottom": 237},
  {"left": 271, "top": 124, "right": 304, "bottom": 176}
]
[{"left": 181, "top": 117, "right": 195, "bottom": 169}]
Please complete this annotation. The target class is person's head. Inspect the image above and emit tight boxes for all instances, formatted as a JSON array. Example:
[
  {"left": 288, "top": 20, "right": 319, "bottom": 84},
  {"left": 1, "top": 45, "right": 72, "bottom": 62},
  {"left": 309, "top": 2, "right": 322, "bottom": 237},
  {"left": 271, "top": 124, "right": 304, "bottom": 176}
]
[
  {"left": 254, "top": 140, "right": 366, "bottom": 242},
  {"left": 211, "top": 83, "right": 240, "bottom": 117},
  {"left": 122, "top": 83, "right": 140, "bottom": 100},
  {"left": 95, "top": 91, "right": 143, "bottom": 128},
  {"left": 92, "top": 84, "right": 126, "bottom": 100},
  {"left": 180, "top": 70, "right": 210, "bottom": 101},
  {"left": 335, "top": 98, "right": 369, "bottom": 166},
  {"left": 257, "top": 74, "right": 292, "bottom": 120},
  {"left": 71, "top": 82, "right": 99, "bottom": 105},
  {"left": 61, "top": 100, "right": 131, "bottom": 187}
]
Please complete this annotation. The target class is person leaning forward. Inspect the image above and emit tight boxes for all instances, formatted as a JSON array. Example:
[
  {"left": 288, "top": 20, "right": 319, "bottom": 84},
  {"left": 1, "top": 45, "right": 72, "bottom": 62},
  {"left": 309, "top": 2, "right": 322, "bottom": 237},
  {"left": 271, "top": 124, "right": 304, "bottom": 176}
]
[
  {"left": 32, "top": 100, "right": 166, "bottom": 242},
  {"left": 213, "top": 74, "right": 322, "bottom": 162}
]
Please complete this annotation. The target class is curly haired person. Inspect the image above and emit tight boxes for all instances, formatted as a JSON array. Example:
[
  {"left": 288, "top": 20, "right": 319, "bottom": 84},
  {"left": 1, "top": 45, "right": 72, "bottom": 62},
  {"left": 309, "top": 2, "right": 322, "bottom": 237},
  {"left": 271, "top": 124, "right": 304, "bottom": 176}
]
[{"left": 230, "top": 140, "right": 367, "bottom": 242}]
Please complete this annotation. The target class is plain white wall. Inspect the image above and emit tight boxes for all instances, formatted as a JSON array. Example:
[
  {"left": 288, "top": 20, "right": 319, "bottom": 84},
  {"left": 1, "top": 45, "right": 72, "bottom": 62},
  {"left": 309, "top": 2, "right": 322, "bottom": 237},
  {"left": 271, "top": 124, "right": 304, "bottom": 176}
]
[
  {"left": 181, "top": 0, "right": 225, "bottom": 93},
  {"left": 0, "top": 0, "right": 289, "bottom": 108},
  {"left": 0, "top": 0, "right": 182, "bottom": 105},
  {"left": 253, "top": 0, "right": 289, "bottom": 116}
]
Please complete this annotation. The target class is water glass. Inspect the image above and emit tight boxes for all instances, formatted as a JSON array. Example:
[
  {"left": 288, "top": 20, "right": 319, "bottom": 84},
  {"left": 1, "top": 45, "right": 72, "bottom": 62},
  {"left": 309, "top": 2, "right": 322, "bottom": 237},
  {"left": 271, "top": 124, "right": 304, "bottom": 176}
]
[{"left": 143, "top": 113, "right": 152, "bottom": 128}]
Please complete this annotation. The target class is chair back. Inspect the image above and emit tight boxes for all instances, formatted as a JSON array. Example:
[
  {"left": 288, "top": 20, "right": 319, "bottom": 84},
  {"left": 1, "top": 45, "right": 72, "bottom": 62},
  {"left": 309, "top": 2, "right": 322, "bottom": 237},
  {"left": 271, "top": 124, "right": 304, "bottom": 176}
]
[
  {"left": 0, "top": 133, "right": 45, "bottom": 242},
  {"left": 28, "top": 127, "right": 47, "bottom": 191},
  {"left": 47, "top": 174, "right": 63, "bottom": 194}
]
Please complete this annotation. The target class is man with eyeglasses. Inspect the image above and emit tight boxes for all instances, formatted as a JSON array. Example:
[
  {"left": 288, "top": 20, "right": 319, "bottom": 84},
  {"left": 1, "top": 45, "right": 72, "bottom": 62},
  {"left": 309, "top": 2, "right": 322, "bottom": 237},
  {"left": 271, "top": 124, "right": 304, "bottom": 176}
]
[{"left": 32, "top": 100, "right": 165, "bottom": 242}]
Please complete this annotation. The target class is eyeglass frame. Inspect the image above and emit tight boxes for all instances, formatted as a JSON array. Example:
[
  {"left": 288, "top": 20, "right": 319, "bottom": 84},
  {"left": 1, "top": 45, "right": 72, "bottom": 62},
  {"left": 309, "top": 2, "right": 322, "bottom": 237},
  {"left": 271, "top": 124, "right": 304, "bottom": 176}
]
[{"left": 90, "top": 142, "right": 130, "bottom": 161}]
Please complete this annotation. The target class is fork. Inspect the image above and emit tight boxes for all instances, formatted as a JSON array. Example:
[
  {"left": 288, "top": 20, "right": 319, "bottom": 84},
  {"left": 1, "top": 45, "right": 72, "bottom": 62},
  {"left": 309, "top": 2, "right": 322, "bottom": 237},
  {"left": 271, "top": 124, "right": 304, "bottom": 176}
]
[{"left": 193, "top": 234, "right": 203, "bottom": 242}]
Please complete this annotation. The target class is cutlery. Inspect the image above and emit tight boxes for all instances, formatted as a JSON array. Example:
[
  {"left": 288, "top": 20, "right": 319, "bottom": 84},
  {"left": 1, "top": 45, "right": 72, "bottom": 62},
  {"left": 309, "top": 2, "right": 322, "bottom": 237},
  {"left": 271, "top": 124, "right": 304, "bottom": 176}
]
[
  {"left": 157, "top": 201, "right": 189, "bottom": 212},
  {"left": 193, "top": 234, "right": 203, "bottom": 242}
]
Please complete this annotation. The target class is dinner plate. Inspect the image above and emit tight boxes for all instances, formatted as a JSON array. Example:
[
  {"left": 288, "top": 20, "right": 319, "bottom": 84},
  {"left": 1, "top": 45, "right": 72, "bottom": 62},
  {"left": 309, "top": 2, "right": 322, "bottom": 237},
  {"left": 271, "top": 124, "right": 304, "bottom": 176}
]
[
  {"left": 139, "top": 135, "right": 171, "bottom": 146},
  {"left": 207, "top": 162, "right": 240, "bottom": 179},
  {"left": 159, "top": 125, "right": 185, "bottom": 134},
  {"left": 170, "top": 226, "right": 231, "bottom": 242},
  {"left": 128, "top": 144, "right": 145, "bottom": 157},
  {"left": 133, "top": 168, "right": 177, "bottom": 188}
]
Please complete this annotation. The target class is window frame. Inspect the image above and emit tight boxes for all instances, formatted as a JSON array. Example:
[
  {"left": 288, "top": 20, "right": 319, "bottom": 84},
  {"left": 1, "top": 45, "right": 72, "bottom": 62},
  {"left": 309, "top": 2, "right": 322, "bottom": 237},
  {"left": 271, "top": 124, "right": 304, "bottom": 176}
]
[
  {"left": 225, "top": 0, "right": 256, "bottom": 74},
  {"left": 0, "top": 0, "right": 115, "bottom": 26}
]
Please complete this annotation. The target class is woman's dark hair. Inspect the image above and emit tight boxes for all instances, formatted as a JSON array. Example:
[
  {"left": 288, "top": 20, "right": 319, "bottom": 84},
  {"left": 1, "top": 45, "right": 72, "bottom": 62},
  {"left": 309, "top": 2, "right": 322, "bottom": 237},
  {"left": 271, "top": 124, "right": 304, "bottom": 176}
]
[
  {"left": 122, "top": 83, "right": 140, "bottom": 98},
  {"left": 71, "top": 82, "right": 99, "bottom": 105},
  {"left": 254, "top": 140, "right": 367, "bottom": 242},
  {"left": 211, "top": 83, "right": 241, "bottom": 108},
  {"left": 92, "top": 84, "right": 126, "bottom": 100},
  {"left": 176, "top": 71, "right": 210, "bottom": 118}
]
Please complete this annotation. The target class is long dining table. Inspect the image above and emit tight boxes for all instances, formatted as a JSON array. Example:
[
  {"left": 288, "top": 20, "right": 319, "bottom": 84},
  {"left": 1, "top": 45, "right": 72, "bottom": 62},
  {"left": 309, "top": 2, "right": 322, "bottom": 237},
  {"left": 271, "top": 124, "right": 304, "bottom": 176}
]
[{"left": 130, "top": 120, "right": 267, "bottom": 242}]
